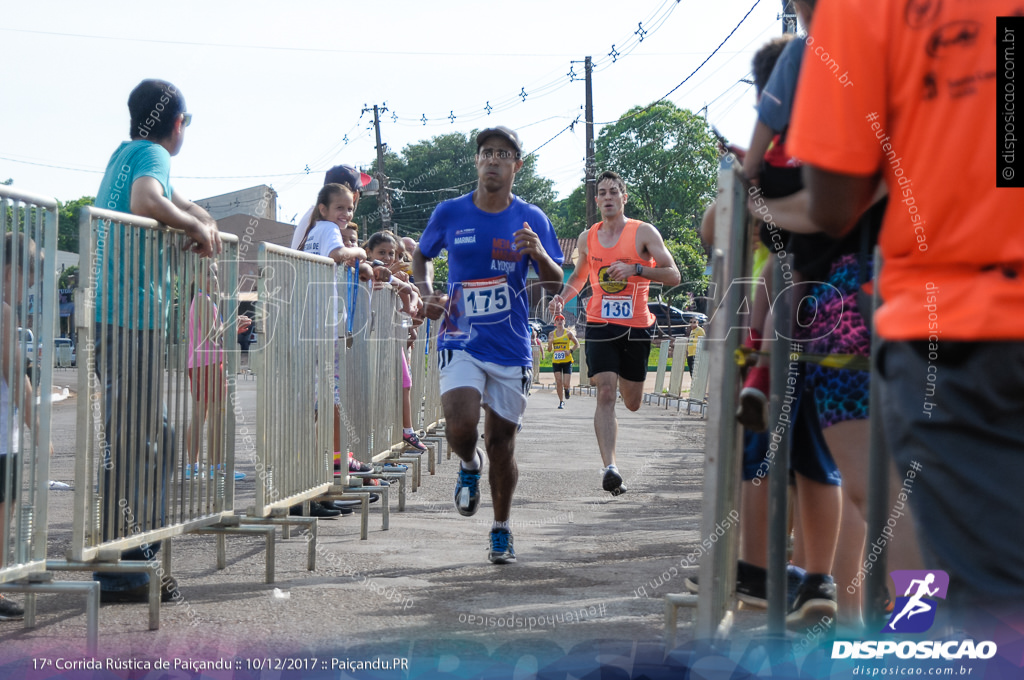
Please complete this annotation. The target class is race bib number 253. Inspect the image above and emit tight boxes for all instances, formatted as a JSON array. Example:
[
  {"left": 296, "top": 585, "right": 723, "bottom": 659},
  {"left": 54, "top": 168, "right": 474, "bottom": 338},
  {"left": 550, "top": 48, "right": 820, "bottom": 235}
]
[{"left": 463, "top": 276, "right": 510, "bottom": 317}]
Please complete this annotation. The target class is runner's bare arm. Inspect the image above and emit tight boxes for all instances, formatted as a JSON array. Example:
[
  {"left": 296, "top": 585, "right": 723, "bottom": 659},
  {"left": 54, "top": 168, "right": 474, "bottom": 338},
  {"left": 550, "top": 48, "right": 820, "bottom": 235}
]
[
  {"left": 605, "top": 223, "right": 679, "bottom": 285},
  {"left": 549, "top": 231, "right": 589, "bottom": 314}
]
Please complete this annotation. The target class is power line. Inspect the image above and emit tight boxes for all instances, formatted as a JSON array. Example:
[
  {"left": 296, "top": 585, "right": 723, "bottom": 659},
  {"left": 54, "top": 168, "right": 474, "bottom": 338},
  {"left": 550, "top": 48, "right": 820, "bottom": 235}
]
[
  {"left": 596, "top": 0, "right": 763, "bottom": 126},
  {"left": 0, "top": 27, "right": 593, "bottom": 58},
  {"left": 377, "top": 0, "right": 684, "bottom": 128}
]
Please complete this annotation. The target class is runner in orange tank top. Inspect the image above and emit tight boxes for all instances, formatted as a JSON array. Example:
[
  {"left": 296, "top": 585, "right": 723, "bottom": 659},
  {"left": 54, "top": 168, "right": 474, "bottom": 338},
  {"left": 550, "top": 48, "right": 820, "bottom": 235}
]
[{"left": 549, "top": 171, "right": 680, "bottom": 496}]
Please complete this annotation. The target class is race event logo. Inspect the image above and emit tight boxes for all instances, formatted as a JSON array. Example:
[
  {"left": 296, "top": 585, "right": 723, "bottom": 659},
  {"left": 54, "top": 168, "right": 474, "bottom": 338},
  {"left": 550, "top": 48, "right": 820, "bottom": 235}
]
[
  {"left": 884, "top": 569, "right": 949, "bottom": 634},
  {"left": 597, "top": 266, "right": 627, "bottom": 294},
  {"left": 832, "top": 570, "right": 998, "bottom": 661}
]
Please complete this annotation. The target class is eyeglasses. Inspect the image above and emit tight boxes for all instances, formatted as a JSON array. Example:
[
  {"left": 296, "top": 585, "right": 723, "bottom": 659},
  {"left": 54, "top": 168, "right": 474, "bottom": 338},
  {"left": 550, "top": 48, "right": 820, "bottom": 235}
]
[
  {"left": 181, "top": 112, "right": 192, "bottom": 128},
  {"left": 478, "top": 148, "right": 518, "bottom": 160}
]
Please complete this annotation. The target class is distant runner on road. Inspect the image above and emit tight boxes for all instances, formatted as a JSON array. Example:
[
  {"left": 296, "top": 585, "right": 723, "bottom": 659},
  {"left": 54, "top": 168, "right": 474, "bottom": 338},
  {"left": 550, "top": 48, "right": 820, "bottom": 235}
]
[
  {"left": 550, "top": 171, "right": 680, "bottom": 496},
  {"left": 547, "top": 314, "right": 579, "bottom": 409}
]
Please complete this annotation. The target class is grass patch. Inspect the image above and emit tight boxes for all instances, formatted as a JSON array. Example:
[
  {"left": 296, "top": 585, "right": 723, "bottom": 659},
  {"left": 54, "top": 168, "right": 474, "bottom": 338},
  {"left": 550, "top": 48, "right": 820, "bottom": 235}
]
[{"left": 536, "top": 341, "right": 674, "bottom": 372}]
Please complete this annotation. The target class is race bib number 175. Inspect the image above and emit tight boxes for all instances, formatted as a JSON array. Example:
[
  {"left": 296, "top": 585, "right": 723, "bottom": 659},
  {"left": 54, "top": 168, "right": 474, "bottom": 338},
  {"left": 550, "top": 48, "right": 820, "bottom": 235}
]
[{"left": 463, "top": 276, "right": 510, "bottom": 317}]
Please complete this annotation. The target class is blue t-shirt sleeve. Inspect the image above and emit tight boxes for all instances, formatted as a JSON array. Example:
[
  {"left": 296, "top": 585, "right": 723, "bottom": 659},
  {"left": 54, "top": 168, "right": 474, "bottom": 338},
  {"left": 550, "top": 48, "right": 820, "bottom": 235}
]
[
  {"left": 757, "top": 37, "right": 806, "bottom": 133},
  {"left": 419, "top": 201, "right": 449, "bottom": 258},
  {"left": 130, "top": 143, "right": 173, "bottom": 199},
  {"left": 527, "top": 207, "right": 563, "bottom": 272}
]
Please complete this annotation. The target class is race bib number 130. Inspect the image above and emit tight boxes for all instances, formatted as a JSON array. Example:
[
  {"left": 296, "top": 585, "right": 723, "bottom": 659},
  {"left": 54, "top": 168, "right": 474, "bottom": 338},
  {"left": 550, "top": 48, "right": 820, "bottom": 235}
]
[
  {"left": 601, "top": 296, "right": 632, "bottom": 320},
  {"left": 464, "top": 276, "right": 510, "bottom": 317}
]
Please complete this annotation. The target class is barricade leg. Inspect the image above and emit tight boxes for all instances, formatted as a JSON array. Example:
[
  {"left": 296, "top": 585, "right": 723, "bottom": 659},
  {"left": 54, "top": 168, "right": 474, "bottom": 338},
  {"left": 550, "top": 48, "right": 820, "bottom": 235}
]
[
  {"left": 0, "top": 579, "right": 101, "bottom": 655},
  {"left": 321, "top": 488, "right": 372, "bottom": 540},
  {"left": 194, "top": 525, "right": 278, "bottom": 583},
  {"left": 664, "top": 593, "right": 698, "bottom": 648},
  {"left": 47, "top": 559, "right": 161, "bottom": 630},
  {"left": 377, "top": 471, "right": 407, "bottom": 511},
  {"left": 238, "top": 515, "right": 318, "bottom": 572},
  {"left": 390, "top": 453, "right": 421, "bottom": 491}
]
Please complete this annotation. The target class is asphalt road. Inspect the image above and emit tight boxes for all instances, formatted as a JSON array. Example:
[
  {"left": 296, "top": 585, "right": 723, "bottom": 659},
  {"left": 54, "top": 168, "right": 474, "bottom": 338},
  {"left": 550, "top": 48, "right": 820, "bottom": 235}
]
[{"left": 1, "top": 367, "right": 714, "bottom": 676}]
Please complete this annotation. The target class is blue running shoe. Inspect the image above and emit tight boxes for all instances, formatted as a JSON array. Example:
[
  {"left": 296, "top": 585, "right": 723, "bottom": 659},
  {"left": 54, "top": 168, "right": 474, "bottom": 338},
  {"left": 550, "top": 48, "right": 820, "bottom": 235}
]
[
  {"left": 488, "top": 528, "right": 516, "bottom": 564},
  {"left": 454, "top": 449, "right": 483, "bottom": 517}
]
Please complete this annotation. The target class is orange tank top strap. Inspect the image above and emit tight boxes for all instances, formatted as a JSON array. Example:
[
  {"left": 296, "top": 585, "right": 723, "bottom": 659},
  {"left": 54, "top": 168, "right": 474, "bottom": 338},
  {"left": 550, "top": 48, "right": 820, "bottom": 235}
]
[{"left": 585, "top": 220, "right": 656, "bottom": 328}]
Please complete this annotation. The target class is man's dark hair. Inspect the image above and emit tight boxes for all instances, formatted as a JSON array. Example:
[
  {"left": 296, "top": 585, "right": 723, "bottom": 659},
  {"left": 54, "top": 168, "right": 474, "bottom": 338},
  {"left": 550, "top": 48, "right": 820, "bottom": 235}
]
[
  {"left": 752, "top": 35, "right": 795, "bottom": 95},
  {"left": 596, "top": 171, "right": 627, "bottom": 194},
  {"left": 129, "top": 79, "right": 186, "bottom": 141}
]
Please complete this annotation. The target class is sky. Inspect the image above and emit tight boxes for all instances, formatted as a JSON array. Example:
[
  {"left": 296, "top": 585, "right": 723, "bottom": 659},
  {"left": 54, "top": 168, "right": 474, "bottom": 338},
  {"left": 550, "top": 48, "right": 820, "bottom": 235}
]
[{"left": 0, "top": 0, "right": 789, "bottom": 227}]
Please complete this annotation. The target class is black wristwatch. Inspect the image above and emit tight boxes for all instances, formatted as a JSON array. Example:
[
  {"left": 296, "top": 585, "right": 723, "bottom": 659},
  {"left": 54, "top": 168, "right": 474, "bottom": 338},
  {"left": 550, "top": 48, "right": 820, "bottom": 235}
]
[{"left": 635, "top": 264, "right": 644, "bottom": 277}]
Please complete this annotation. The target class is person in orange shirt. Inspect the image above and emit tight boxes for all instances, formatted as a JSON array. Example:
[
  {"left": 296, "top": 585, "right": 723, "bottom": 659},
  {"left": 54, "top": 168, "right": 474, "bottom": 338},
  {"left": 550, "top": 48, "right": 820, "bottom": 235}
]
[
  {"left": 550, "top": 171, "right": 680, "bottom": 496},
  {"left": 789, "top": 0, "right": 1024, "bottom": 621}
]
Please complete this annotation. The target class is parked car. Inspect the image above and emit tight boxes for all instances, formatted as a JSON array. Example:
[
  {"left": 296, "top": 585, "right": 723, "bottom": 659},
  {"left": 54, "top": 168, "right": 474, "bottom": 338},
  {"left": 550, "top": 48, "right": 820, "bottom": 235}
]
[
  {"left": 17, "top": 327, "right": 35, "bottom": 369},
  {"left": 53, "top": 338, "right": 76, "bottom": 367},
  {"left": 527, "top": 317, "right": 556, "bottom": 342},
  {"left": 647, "top": 302, "right": 708, "bottom": 337}
]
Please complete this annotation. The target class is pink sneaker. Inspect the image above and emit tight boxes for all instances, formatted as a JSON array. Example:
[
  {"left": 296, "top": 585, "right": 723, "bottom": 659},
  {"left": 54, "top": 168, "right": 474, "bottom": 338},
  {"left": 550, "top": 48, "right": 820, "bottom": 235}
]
[
  {"left": 403, "top": 432, "right": 427, "bottom": 452},
  {"left": 348, "top": 456, "right": 373, "bottom": 477}
]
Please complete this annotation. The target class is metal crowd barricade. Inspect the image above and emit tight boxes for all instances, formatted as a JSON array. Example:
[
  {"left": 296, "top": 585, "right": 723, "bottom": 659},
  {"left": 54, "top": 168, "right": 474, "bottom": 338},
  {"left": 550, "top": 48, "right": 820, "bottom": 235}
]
[
  {"left": 237, "top": 242, "right": 332, "bottom": 562},
  {"left": 407, "top": 317, "right": 443, "bottom": 473},
  {"left": 420, "top": 320, "right": 446, "bottom": 459},
  {"left": 367, "top": 285, "right": 402, "bottom": 463},
  {"left": 317, "top": 279, "right": 404, "bottom": 538},
  {"left": 694, "top": 159, "right": 746, "bottom": 639},
  {"left": 0, "top": 186, "right": 99, "bottom": 652},
  {"left": 684, "top": 338, "right": 711, "bottom": 417},
  {"left": 50, "top": 206, "right": 253, "bottom": 630},
  {"left": 664, "top": 158, "right": 748, "bottom": 642},
  {"left": 664, "top": 154, "right": 894, "bottom": 647},
  {"left": 645, "top": 338, "right": 672, "bottom": 404}
]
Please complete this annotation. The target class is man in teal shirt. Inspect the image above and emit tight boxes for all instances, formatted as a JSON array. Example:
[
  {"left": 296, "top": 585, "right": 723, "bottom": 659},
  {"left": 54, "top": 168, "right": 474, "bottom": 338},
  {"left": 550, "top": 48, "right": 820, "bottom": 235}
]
[{"left": 92, "top": 79, "right": 220, "bottom": 604}]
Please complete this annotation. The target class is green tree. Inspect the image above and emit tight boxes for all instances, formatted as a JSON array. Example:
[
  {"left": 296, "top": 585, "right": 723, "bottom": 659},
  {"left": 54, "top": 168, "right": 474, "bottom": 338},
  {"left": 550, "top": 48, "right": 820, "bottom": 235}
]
[
  {"left": 660, "top": 210, "right": 709, "bottom": 303},
  {"left": 550, "top": 184, "right": 588, "bottom": 239},
  {"left": 595, "top": 101, "right": 718, "bottom": 240},
  {"left": 57, "top": 196, "right": 94, "bottom": 253},
  {"left": 58, "top": 264, "right": 79, "bottom": 290}
]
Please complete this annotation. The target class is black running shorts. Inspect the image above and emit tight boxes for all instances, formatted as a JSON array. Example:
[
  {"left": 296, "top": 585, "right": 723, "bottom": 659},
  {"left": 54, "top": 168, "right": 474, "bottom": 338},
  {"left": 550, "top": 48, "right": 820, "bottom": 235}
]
[{"left": 583, "top": 322, "right": 654, "bottom": 383}]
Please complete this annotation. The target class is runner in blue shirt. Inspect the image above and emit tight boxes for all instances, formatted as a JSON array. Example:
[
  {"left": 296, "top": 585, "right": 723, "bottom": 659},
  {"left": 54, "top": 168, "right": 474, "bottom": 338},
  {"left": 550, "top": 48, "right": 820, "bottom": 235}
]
[{"left": 413, "top": 126, "right": 563, "bottom": 564}]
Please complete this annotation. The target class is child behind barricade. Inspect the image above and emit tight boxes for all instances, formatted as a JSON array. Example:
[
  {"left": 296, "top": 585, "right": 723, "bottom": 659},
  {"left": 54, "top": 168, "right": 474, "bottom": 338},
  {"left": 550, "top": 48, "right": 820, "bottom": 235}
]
[
  {"left": 298, "top": 184, "right": 373, "bottom": 514},
  {"left": 0, "top": 233, "right": 39, "bottom": 620},
  {"left": 735, "top": 1, "right": 915, "bottom": 633},
  {"left": 341, "top": 222, "right": 374, "bottom": 282},
  {"left": 185, "top": 262, "right": 251, "bottom": 481},
  {"left": 364, "top": 231, "right": 428, "bottom": 453},
  {"left": 691, "top": 31, "right": 843, "bottom": 629}
]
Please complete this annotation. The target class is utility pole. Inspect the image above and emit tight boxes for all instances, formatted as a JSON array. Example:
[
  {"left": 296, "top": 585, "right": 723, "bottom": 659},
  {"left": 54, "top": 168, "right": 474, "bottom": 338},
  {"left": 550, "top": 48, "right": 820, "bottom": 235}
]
[
  {"left": 781, "top": 0, "right": 798, "bottom": 34},
  {"left": 584, "top": 56, "right": 597, "bottom": 231},
  {"left": 364, "top": 103, "right": 392, "bottom": 238}
]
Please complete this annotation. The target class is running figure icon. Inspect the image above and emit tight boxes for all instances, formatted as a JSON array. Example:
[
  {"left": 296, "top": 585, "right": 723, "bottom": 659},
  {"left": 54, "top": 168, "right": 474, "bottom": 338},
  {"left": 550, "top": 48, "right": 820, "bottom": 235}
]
[{"left": 888, "top": 573, "right": 939, "bottom": 631}]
